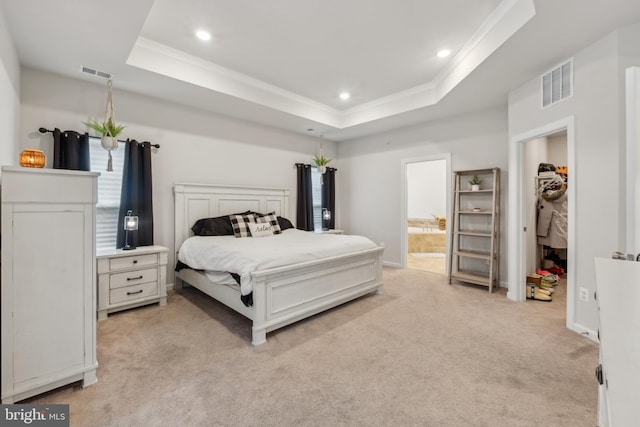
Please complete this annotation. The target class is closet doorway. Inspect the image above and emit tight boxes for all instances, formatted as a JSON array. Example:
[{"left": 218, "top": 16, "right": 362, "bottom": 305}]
[
  {"left": 401, "top": 154, "right": 451, "bottom": 275},
  {"left": 525, "top": 131, "right": 569, "bottom": 314},
  {"left": 508, "top": 117, "right": 582, "bottom": 338}
]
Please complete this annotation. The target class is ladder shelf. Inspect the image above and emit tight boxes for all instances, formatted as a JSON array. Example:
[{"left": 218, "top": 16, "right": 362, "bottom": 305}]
[{"left": 448, "top": 168, "right": 500, "bottom": 292}]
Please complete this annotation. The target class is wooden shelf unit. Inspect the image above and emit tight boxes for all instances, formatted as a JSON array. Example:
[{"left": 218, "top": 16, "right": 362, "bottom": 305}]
[{"left": 448, "top": 168, "right": 500, "bottom": 292}]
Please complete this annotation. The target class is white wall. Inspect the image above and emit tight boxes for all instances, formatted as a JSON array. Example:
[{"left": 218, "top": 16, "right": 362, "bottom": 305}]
[
  {"left": 547, "top": 133, "right": 567, "bottom": 166},
  {"left": 508, "top": 23, "right": 640, "bottom": 334},
  {"left": 19, "top": 68, "right": 338, "bottom": 283},
  {"left": 339, "top": 107, "right": 508, "bottom": 270},
  {"left": 0, "top": 4, "right": 19, "bottom": 168},
  {"left": 407, "top": 160, "right": 446, "bottom": 220}
]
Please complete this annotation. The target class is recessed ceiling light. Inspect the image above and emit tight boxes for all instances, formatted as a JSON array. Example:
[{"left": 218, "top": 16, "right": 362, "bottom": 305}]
[
  {"left": 195, "top": 30, "right": 211, "bottom": 41},
  {"left": 437, "top": 49, "right": 451, "bottom": 58},
  {"left": 339, "top": 92, "right": 351, "bottom": 101}
]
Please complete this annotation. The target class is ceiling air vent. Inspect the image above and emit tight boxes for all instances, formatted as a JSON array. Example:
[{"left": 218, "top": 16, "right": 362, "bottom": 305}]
[
  {"left": 542, "top": 59, "right": 572, "bottom": 108},
  {"left": 80, "top": 66, "right": 112, "bottom": 80}
]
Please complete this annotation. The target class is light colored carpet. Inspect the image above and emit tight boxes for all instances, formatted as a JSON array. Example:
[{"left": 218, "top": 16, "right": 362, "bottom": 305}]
[{"left": 26, "top": 268, "right": 597, "bottom": 426}]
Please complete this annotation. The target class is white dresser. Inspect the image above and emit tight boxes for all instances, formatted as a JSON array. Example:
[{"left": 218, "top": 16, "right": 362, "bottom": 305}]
[
  {"left": 1, "top": 167, "right": 99, "bottom": 404},
  {"left": 594, "top": 258, "right": 640, "bottom": 427},
  {"left": 97, "top": 245, "right": 168, "bottom": 320}
]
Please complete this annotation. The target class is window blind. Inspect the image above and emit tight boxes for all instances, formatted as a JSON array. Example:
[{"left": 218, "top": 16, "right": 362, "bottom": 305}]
[{"left": 89, "top": 137, "right": 125, "bottom": 251}]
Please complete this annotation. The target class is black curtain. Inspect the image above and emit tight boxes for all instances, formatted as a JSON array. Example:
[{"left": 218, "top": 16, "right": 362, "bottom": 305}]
[
  {"left": 295, "top": 163, "right": 314, "bottom": 231},
  {"left": 53, "top": 128, "right": 90, "bottom": 171},
  {"left": 117, "top": 140, "right": 154, "bottom": 248},
  {"left": 321, "top": 167, "right": 337, "bottom": 230}
]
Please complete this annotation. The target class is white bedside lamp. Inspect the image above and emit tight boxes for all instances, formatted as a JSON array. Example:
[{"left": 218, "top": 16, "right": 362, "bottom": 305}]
[
  {"left": 123, "top": 210, "right": 138, "bottom": 250},
  {"left": 322, "top": 208, "right": 331, "bottom": 230}
]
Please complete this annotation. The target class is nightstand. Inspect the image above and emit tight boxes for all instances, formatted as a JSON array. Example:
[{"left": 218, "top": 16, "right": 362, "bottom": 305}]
[{"left": 97, "top": 245, "right": 168, "bottom": 320}]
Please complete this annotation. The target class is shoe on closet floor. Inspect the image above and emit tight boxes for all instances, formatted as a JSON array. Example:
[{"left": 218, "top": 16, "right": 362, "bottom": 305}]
[
  {"left": 548, "top": 266, "right": 564, "bottom": 275},
  {"left": 534, "top": 288, "right": 552, "bottom": 301},
  {"left": 536, "top": 287, "right": 551, "bottom": 296},
  {"left": 538, "top": 282, "right": 556, "bottom": 293},
  {"left": 526, "top": 284, "right": 552, "bottom": 301}
]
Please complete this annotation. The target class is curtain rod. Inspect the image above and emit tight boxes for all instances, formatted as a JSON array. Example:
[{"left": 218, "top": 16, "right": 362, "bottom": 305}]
[
  {"left": 294, "top": 163, "right": 337, "bottom": 171},
  {"left": 38, "top": 127, "right": 160, "bottom": 149}
]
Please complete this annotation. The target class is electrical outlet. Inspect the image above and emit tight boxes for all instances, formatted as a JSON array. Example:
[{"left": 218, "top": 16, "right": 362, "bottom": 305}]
[{"left": 579, "top": 287, "right": 589, "bottom": 302}]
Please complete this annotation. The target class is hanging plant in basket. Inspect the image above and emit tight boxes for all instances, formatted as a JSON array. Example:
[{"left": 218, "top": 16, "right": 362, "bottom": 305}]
[
  {"left": 313, "top": 134, "right": 331, "bottom": 174},
  {"left": 313, "top": 154, "right": 331, "bottom": 174},
  {"left": 83, "top": 79, "right": 125, "bottom": 171}
]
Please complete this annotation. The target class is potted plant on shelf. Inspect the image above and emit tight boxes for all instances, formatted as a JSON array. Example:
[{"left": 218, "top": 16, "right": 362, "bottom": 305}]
[{"left": 469, "top": 175, "right": 482, "bottom": 191}]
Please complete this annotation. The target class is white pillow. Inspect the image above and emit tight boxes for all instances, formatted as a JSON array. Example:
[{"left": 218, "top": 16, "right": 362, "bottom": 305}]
[{"left": 248, "top": 221, "right": 274, "bottom": 238}]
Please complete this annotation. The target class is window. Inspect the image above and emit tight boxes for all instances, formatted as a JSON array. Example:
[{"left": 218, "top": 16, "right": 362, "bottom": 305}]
[
  {"left": 311, "top": 167, "right": 323, "bottom": 231},
  {"left": 88, "top": 137, "right": 125, "bottom": 251}
]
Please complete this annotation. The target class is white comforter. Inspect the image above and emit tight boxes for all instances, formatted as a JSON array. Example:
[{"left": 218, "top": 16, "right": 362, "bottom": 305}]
[{"left": 178, "top": 229, "right": 379, "bottom": 295}]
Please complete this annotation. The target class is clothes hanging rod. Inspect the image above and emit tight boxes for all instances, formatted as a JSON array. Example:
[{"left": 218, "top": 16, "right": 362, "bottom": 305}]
[{"left": 38, "top": 127, "right": 160, "bottom": 149}]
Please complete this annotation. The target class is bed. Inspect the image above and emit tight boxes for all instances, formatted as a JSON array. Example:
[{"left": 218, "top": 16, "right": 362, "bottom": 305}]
[{"left": 174, "top": 183, "right": 384, "bottom": 345}]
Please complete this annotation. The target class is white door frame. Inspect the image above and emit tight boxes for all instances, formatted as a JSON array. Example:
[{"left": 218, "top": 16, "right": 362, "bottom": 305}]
[
  {"left": 400, "top": 153, "right": 452, "bottom": 269},
  {"left": 508, "top": 116, "right": 577, "bottom": 332}
]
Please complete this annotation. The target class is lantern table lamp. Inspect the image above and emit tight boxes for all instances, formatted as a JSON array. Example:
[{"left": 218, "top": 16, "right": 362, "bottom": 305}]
[
  {"left": 122, "top": 210, "right": 138, "bottom": 250},
  {"left": 20, "top": 149, "right": 46, "bottom": 168},
  {"left": 322, "top": 208, "right": 332, "bottom": 230}
]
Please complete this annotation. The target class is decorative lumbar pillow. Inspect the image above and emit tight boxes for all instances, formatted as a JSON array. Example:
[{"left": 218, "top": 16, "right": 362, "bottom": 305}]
[
  {"left": 247, "top": 221, "right": 274, "bottom": 238},
  {"left": 255, "top": 211, "right": 282, "bottom": 234},
  {"left": 229, "top": 213, "right": 257, "bottom": 238}
]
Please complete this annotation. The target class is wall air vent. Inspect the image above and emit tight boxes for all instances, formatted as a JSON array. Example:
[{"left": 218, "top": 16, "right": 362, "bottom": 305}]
[
  {"left": 542, "top": 59, "right": 572, "bottom": 108},
  {"left": 80, "top": 66, "right": 112, "bottom": 80}
]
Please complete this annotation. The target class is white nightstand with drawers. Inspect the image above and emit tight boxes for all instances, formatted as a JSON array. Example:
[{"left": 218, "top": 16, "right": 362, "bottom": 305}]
[{"left": 97, "top": 245, "right": 168, "bottom": 320}]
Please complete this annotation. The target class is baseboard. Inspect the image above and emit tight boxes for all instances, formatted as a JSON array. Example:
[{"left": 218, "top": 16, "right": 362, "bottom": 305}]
[
  {"left": 569, "top": 322, "right": 599, "bottom": 343},
  {"left": 383, "top": 261, "right": 402, "bottom": 268},
  {"left": 166, "top": 283, "right": 175, "bottom": 291}
]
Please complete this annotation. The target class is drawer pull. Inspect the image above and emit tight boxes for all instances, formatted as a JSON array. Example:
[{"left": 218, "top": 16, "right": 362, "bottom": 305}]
[
  {"left": 133, "top": 260, "right": 138, "bottom": 264},
  {"left": 127, "top": 275, "right": 144, "bottom": 281},
  {"left": 127, "top": 290, "right": 144, "bottom": 296}
]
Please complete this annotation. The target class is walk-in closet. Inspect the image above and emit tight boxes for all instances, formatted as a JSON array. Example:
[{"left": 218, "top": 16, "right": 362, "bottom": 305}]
[{"left": 525, "top": 132, "right": 568, "bottom": 304}]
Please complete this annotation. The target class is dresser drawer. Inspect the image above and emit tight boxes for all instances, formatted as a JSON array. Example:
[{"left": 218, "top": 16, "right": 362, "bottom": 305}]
[
  {"left": 109, "top": 253, "right": 158, "bottom": 271},
  {"left": 110, "top": 268, "right": 158, "bottom": 289},
  {"left": 110, "top": 282, "right": 158, "bottom": 305}
]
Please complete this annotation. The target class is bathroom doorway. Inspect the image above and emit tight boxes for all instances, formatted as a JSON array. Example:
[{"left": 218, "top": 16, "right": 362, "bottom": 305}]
[{"left": 402, "top": 155, "right": 451, "bottom": 275}]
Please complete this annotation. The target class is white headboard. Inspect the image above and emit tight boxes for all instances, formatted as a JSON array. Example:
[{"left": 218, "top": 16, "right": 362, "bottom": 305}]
[{"left": 174, "top": 183, "right": 290, "bottom": 250}]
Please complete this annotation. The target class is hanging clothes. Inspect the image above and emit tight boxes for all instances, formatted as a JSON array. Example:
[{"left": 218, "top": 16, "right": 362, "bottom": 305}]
[{"left": 537, "top": 176, "right": 568, "bottom": 249}]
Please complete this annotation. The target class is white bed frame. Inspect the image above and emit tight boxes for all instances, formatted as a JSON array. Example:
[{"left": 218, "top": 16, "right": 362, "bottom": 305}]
[{"left": 174, "top": 183, "right": 384, "bottom": 345}]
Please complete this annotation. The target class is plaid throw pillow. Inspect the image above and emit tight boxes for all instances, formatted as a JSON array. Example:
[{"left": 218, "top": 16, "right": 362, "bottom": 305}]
[
  {"left": 229, "top": 213, "right": 256, "bottom": 238},
  {"left": 256, "top": 211, "right": 282, "bottom": 234}
]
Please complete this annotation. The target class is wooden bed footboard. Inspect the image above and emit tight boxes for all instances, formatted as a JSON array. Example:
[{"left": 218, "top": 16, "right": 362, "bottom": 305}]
[
  {"left": 250, "top": 246, "right": 383, "bottom": 345},
  {"left": 176, "top": 246, "right": 383, "bottom": 345}
]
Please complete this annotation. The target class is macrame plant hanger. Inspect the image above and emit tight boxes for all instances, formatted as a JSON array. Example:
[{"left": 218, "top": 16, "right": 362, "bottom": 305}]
[{"left": 101, "top": 78, "right": 118, "bottom": 172}]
